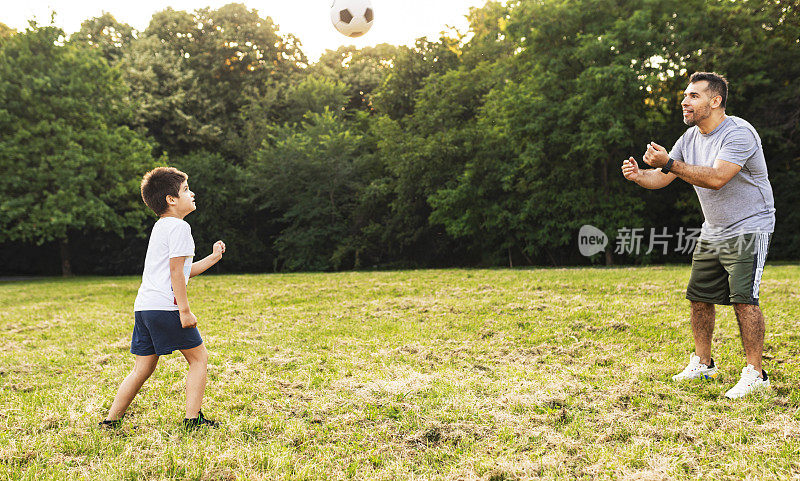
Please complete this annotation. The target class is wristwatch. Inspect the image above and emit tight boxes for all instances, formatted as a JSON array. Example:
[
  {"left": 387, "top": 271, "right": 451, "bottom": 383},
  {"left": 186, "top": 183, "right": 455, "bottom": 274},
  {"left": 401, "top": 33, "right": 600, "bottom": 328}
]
[{"left": 661, "top": 158, "right": 675, "bottom": 174}]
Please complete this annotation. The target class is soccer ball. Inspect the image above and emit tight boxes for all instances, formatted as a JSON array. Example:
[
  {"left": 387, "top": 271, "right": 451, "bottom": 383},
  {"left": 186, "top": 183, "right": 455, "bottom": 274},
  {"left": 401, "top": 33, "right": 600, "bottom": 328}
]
[{"left": 330, "top": 0, "right": 374, "bottom": 38}]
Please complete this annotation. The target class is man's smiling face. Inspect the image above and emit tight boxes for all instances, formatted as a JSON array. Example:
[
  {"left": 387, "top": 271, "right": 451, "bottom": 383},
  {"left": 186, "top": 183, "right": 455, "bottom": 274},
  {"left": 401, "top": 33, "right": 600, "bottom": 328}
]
[{"left": 681, "top": 80, "right": 719, "bottom": 127}]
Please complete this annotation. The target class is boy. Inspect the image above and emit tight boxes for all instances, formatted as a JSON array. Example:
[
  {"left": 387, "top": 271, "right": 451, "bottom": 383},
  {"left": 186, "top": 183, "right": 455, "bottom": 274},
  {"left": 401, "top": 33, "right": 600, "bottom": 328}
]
[{"left": 100, "top": 167, "right": 225, "bottom": 429}]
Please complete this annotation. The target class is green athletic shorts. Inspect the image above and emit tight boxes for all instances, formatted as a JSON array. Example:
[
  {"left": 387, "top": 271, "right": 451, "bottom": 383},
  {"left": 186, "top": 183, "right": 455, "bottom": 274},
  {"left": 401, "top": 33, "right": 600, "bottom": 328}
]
[{"left": 686, "top": 232, "right": 771, "bottom": 306}]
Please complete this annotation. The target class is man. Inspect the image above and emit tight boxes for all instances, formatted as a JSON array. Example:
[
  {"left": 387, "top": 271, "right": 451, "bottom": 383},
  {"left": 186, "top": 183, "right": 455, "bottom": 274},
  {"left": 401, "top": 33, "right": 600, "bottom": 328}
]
[{"left": 621, "top": 71, "right": 775, "bottom": 399}]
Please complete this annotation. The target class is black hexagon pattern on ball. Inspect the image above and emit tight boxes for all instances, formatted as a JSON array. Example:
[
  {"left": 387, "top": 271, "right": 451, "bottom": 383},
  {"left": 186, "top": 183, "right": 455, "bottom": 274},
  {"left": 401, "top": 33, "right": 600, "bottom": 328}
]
[
  {"left": 339, "top": 9, "right": 354, "bottom": 23},
  {"left": 365, "top": 8, "right": 374, "bottom": 23}
]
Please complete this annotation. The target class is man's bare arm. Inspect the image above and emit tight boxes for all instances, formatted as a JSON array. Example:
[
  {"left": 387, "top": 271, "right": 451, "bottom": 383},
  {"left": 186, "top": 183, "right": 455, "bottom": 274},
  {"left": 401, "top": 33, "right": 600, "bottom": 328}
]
[
  {"left": 643, "top": 142, "right": 741, "bottom": 190},
  {"left": 621, "top": 157, "right": 677, "bottom": 189},
  {"left": 669, "top": 158, "right": 741, "bottom": 190}
]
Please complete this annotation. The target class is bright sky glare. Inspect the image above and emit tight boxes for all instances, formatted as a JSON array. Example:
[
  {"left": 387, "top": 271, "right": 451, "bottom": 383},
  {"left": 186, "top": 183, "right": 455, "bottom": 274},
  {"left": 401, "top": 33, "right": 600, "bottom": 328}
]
[{"left": 2, "top": 0, "right": 488, "bottom": 62}]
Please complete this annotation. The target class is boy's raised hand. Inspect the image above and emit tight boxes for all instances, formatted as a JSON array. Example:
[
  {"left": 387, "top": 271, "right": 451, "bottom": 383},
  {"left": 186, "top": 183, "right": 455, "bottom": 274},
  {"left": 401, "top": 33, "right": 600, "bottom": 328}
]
[
  {"left": 213, "top": 241, "right": 226, "bottom": 260},
  {"left": 180, "top": 310, "right": 198, "bottom": 329}
]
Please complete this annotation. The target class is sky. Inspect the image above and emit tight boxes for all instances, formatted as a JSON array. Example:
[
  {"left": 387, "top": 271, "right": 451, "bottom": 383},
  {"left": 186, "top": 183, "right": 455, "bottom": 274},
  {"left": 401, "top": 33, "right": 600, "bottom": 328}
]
[{"left": 2, "top": 0, "right": 488, "bottom": 61}]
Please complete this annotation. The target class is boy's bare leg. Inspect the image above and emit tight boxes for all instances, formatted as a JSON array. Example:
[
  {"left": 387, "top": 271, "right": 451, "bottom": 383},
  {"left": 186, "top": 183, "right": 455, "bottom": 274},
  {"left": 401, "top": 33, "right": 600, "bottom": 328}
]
[
  {"left": 732, "top": 303, "right": 765, "bottom": 374},
  {"left": 180, "top": 344, "right": 208, "bottom": 418},
  {"left": 691, "top": 301, "right": 715, "bottom": 365},
  {"left": 106, "top": 354, "right": 159, "bottom": 421}
]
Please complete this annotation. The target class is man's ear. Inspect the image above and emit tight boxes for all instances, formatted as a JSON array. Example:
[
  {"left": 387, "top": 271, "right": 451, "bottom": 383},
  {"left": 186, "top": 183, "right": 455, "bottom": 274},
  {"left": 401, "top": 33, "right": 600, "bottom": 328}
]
[{"left": 711, "top": 95, "right": 723, "bottom": 109}]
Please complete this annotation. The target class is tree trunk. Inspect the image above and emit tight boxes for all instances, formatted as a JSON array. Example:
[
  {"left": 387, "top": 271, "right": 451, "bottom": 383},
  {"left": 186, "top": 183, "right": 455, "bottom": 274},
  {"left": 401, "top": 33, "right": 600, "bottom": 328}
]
[
  {"left": 601, "top": 157, "right": 614, "bottom": 266},
  {"left": 60, "top": 238, "right": 73, "bottom": 277},
  {"left": 520, "top": 248, "right": 534, "bottom": 266},
  {"left": 507, "top": 246, "right": 513, "bottom": 268},
  {"left": 544, "top": 247, "right": 558, "bottom": 267}
]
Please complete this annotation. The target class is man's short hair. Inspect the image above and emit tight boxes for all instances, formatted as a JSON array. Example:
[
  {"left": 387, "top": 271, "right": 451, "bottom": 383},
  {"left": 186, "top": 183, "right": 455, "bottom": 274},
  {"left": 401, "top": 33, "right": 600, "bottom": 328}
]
[
  {"left": 140, "top": 167, "right": 187, "bottom": 215},
  {"left": 689, "top": 71, "right": 729, "bottom": 109}
]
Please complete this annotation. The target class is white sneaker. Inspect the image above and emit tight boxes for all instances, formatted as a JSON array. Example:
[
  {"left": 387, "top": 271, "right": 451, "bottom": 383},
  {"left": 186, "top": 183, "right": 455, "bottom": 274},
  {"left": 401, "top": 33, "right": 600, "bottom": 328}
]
[
  {"left": 725, "top": 365, "right": 770, "bottom": 399},
  {"left": 672, "top": 353, "right": 718, "bottom": 381}
]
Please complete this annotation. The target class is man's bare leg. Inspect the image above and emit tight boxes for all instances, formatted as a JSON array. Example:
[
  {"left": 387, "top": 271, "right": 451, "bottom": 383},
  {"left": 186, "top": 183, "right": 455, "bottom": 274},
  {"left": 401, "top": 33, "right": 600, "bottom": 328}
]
[
  {"left": 732, "top": 303, "right": 764, "bottom": 375},
  {"left": 691, "top": 301, "right": 715, "bottom": 365}
]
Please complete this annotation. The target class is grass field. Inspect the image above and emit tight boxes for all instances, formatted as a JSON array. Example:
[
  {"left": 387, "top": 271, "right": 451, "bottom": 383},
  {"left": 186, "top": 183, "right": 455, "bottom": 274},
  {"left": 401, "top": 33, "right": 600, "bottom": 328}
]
[{"left": 1, "top": 266, "right": 800, "bottom": 480}]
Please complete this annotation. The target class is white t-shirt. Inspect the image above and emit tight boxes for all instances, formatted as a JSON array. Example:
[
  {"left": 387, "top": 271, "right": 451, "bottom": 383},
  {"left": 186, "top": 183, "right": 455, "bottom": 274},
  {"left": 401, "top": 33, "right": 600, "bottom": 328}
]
[{"left": 134, "top": 217, "right": 195, "bottom": 311}]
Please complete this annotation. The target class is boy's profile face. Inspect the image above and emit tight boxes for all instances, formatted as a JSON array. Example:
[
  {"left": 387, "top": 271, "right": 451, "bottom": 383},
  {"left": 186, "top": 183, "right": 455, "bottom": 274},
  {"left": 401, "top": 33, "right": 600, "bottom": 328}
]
[{"left": 164, "top": 180, "right": 196, "bottom": 218}]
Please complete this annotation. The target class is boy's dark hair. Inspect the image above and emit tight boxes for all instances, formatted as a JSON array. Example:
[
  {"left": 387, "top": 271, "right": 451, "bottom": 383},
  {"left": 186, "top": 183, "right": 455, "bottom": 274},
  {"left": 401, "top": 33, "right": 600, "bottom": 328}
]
[
  {"left": 689, "top": 71, "right": 729, "bottom": 109},
  {"left": 140, "top": 167, "right": 188, "bottom": 215}
]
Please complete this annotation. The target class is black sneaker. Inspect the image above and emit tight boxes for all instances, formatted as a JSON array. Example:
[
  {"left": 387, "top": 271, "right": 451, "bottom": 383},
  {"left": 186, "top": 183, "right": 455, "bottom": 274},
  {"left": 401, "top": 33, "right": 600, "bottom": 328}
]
[
  {"left": 183, "top": 411, "right": 219, "bottom": 430},
  {"left": 98, "top": 419, "right": 122, "bottom": 429}
]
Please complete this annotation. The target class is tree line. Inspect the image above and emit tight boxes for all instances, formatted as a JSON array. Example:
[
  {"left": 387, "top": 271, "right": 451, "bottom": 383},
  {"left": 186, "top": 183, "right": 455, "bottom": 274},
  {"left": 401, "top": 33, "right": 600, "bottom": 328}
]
[{"left": 1, "top": 0, "right": 798, "bottom": 276}]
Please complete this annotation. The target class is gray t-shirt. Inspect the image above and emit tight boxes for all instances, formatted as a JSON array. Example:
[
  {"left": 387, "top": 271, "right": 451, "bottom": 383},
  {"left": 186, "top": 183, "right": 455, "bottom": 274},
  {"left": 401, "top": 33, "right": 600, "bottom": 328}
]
[{"left": 669, "top": 116, "right": 775, "bottom": 241}]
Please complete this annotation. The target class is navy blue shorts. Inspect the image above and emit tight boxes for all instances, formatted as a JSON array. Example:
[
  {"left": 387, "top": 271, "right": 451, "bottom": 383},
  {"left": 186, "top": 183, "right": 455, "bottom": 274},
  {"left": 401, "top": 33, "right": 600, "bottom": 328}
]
[{"left": 131, "top": 310, "right": 203, "bottom": 356}]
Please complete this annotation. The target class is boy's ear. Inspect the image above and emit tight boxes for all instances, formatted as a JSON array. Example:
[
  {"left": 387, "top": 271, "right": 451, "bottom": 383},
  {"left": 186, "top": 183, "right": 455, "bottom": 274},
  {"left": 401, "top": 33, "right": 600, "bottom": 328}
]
[{"left": 165, "top": 194, "right": 177, "bottom": 206}]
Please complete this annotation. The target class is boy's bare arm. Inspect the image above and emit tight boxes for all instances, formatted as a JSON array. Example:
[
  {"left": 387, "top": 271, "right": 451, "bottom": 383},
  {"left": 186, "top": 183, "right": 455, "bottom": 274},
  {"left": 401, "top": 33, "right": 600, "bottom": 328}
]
[
  {"left": 190, "top": 241, "right": 226, "bottom": 278},
  {"left": 170, "top": 256, "right": 196, "bottom": 328}
]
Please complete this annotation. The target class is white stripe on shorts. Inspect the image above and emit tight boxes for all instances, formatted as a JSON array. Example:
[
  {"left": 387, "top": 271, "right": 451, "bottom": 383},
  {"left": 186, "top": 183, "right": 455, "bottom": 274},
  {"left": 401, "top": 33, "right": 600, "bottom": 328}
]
[{"left": 751, "top": 233, "right": 770, "bottom": 300}]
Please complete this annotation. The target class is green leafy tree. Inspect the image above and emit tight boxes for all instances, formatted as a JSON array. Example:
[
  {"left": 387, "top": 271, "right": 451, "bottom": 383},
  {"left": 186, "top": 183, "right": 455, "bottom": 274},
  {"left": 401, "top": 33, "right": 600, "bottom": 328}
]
[
  {"left": 370, "top": 63, "right": 502, "bottom": 266},
  {"left": 459, "top": 1, "right": 513, "bottom": 69},
  {"left": 365, "top": 2, "right": 514, "bottom": 266},
  {"left": 250, "top": 110, "right": 370, "bottom": 271},
  {"left": 431, "top": 0, "right": 693, "bottom": 265},
  {"left": 173, "top": 151, "right": 269, "bottom": 272},
  {"left": 5, "top": 0, "right": 800, "bottom": 274},
  {"left": 372, "top": 37, "right": 460, "bottom": 120},
  {"left": 70, "top": 13, "right": 135, "bottom": 62},
  {"left": 0, "top": 22, "right": 16, "bottom": 40},
  {"left": 0, "top": 26, "right": 155, "bottom": 276},
  {"left": 118, "top": 35, "right": 216, "bottom": 156},
  {"left": 311, "top": 44, "right": 400, "bottom": 113},
  {"left": 143, "top": 3, "right": 306, "bottom": 161},
  {"left": 239, "top": 74, "right": 350, "bottom": 177},
  {"left": 284, "top": 74, "right": 350, "bottom": 121}
]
